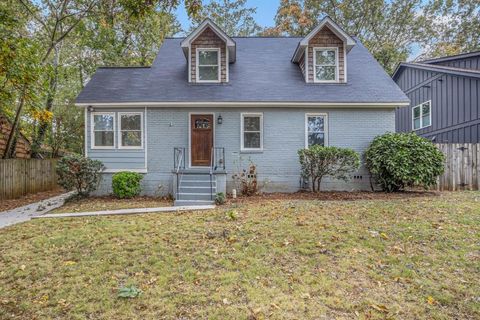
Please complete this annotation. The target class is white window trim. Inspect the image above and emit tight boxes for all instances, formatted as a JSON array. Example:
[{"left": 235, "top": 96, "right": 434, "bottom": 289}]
[
  {"left": 196, "top": 48, "right": 221, "bottom": 83},
  {"left": 313, "top": 47, "right": 339, "bottom": 83},
  {"left": 91, "top": 112, "right": 116, "bottom": 149},
  {"left": 412, "top": 100, "right": 432, "bottom": 131},
  {"left": 118, "top": 112, "right": 144, "bottom": 149},
  {"left": 305, "top": 113, "right": 329, "bottom": 148},
  {"left": 241, "top": 113, "right": 263, "bottom": 152}
]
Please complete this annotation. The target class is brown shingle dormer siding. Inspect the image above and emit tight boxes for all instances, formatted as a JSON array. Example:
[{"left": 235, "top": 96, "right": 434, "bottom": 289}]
[
  {"left": 190, "top": 27, "right": 227, "bottom": 83},
  {"left": 307, "top": 26, "right": 345, "bottom": 83}
]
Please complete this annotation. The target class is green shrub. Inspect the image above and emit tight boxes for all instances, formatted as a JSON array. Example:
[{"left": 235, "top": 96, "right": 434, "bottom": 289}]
[
  {"left": 215, "top": 192, "right": 226, "bottom": 205},
  {"left": 56, "top": 154, "right": 104, "bottom": 197},
  {"left": 364, "top": 132, "right": 445, "bottom": 192},
  {"left": 112, "top": 171, "right": 143, "bottom": 198},
  {"left": 298, "top": 145, "right": 360, "bottom": 192}
]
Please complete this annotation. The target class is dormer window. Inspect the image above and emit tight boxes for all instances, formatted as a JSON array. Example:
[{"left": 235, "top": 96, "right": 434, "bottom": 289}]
[
  {"left": 314, "top": 48, "right": 338, "bottom": 82},
  {"left": 197, "top": 48, "right": 220, "bottom": 82},
  {"left": 291, "top": 16, "right": 356, "bottom": 83},
  {"left": 180, "top": 19, "right": 236, "bottom": 83}
]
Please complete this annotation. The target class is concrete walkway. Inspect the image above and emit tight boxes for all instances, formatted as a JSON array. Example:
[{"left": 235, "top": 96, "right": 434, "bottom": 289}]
[
  {"left": 36, "top": 205, "right": 216, "bottom": 219},
  {"left": 0, "top": 192, "right": 74, "bottom": 229}
]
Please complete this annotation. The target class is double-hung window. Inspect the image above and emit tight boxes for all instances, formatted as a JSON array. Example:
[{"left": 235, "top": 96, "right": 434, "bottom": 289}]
[
  {"left": 412, "top": 101, "right": 431, "bottom": 130},
  {"left": 92, "top": 112, "right": 115, "bottom": 148},
  {"left": 241, "top": 113, "right": 263, "bottom": 151},
  {"left": 196, "top": 48, "right": 220, "bottom": 82},
  {"left": 314, "top": 48, "right": 338, "bottom": 82},
  {"left": 306, "top": 114, "right": 327, "bottom": 147},
  {"left": 119, "top": 112, "right": 143, "bottom": 148}
]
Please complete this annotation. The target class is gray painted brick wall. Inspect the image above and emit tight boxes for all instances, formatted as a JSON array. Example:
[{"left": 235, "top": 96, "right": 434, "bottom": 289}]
[{"left": 88, "top": 106, "right": 395, "bottom": 196}]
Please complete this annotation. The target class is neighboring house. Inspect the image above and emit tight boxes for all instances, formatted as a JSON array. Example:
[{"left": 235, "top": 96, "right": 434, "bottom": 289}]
[
  {"left": 75, "top": 17, "right": 409, "bottom": 205},
  {"left": 0, "top": 114, "right": 31, "bottom": 159},
  {"left": 393, "top": 51, "right": 480, "bottom": 143}
]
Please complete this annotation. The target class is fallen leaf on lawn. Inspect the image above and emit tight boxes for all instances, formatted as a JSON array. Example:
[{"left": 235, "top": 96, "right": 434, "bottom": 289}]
[
  {"left": 426, "top": 296, "right": 437, "bottom": 305},
  {"left": 222, "top": 298, "right": 230, "bottom": 305},
  {"left": 380, "top": 232, "right": 389, "bottom": 240},
  {"left": 391, "top": 245, "right": 404, "bottom": 253},
  {"left": 316, "top": 241, "right": 325, "bottom": 248},
  {"left": 64, "top": 261, "right": 76, "bottom": 266},
  {"left": 270, "top": 303, "right": 280, "bottom": 310},
  {"left": 301, "top": 293, "right": 311, "bottom": 299},
  {"left": 370, "top": 304, "right": 388, "bottom": 312},
  {"left": 20, "top": 265, "right": 26, "bottom": 271}
]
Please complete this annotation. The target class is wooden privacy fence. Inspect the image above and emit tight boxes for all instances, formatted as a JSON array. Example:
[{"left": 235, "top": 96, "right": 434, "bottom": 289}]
[
  {"left": 435, "top": 143, "right": 480, "bottom": 191},
  {"left": 0, "top": 159, "right": 58, "bottom": 200}
]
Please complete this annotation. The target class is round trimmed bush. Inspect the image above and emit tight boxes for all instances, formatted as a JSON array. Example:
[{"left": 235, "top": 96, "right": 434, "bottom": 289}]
[
  {"left": 112, "top": 171, "right": 143, "bottom": 198},
  {"left": 364, "top": 132, "right": 445, "bottom": 192}
]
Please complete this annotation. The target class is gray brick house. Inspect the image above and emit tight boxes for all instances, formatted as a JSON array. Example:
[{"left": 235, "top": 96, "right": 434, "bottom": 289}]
[{"left": 75, "top": 17, "right": 409, "bottom": 205}]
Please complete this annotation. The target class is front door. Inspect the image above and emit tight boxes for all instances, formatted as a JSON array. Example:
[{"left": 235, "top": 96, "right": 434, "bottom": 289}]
[{"left": 191, "top": 114, "right": 213, "bottom": 166}]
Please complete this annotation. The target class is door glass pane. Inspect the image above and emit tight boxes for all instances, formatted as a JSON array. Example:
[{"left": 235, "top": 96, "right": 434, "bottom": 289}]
[
  {"left": 94, "top": 114, "right": 114, "bottom": 130},
  {"left": 244, "top": 116, "right": 260, "bottom": 131},
  {"left": 198, "top": 50, "right": 218, "bottom": 65},
  {"left": 315, "top": 66, "right": 336, "bottom": 81},
  {"left": 121, "top": 114, "right": 141, "bottom": 130},
  {"left": 121, "top": 131, "right": 141, "bottom": 147},
  {"left": 198, "top": 66, "right": 219, "bottom": 81},
  {"left": 308, "top": 116, "right": 324, "bottom": 132},
  {"left": 94, "top": 131, "right": 114, "bottom": 146},
  {"left": 308, "top": 133, "right": 325, "bottom": 147},
  {"left": 244, "top": 132, "right": 261, "bottom": 149},
  {"left": 316, "top": 50, "right": 336, "bottom": 65},
  {"left": 195, "top": 118, "right": 211, "bottom": 129}
]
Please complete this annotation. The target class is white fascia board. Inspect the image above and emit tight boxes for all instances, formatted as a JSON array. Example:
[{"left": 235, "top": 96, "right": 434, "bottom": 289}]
[{"left": 76, "top": 101, "right": 409, "bottom": 108}]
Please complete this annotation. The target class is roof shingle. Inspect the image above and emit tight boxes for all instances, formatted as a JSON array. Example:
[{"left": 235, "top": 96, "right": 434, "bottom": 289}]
[{"left": 76, "top": 37, "right": 409, "bottom": 104}]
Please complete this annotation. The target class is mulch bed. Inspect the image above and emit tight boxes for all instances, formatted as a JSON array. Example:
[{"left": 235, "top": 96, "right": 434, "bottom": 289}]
[
  {"left": 0, "top": 188, "right": 65, "bottom": 213},
  {"left": 51, "top": 195, "right": 173, "bottom": 213},
  {"left": 225, "top": 190, "right": 439, "bottom": 205}
]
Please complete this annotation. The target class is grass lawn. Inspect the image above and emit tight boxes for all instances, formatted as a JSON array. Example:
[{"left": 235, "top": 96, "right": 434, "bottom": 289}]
[{"left": 0, "top": 192, "right": 478, "bottom": 319}]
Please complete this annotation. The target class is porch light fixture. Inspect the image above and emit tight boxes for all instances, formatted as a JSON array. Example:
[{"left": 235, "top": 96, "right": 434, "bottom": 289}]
[
  {"left": 217, "top": 114, "right": 223, "bottom": 124},
  {"left": 87, "top": 105, "right": 94, "bottom": 112}
]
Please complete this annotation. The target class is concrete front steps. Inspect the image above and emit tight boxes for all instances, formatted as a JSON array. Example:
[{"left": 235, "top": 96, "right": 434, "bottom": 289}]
[{"left": 174, "top": 172, "right": 216, "bottom": 206}]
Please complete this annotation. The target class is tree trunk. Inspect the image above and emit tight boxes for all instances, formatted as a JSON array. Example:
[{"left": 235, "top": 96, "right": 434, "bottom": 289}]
[
  {"left": 317, "top": 177, "right": 322, "bottom": 192},
  {"left": 3, "top": 86, "right": 27, "bottom": 159},
  {"left": 31, "top": 46, "right": 60, "bottom": 158}
]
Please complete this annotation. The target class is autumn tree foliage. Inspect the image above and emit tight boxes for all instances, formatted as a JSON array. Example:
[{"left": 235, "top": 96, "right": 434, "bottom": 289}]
[
  {"left": 0, "top": 0, "right": 201, "bottom": 158},
  {"left": 264, "top": 0, "right": 479, "bottom": 74},
  {"left": 190, "top": 0, "right": 262, "bottom": 36}
]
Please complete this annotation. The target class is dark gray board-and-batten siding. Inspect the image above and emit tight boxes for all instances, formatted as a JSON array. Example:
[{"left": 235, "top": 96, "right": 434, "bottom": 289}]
[
  {"left": 395, "top": 67, "right": 480, "bottom": 143},
  {"left": 426, "top": 55, "right": 480, "bottom": 70}
]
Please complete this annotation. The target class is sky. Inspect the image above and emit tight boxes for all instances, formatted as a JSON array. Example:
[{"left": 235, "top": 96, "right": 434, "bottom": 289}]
[
  {"left": 175, "top": 0, "right": 280, "bottom": 34},
  {"left": 174, "top": 0, "right": 421, "bottom": 59}
]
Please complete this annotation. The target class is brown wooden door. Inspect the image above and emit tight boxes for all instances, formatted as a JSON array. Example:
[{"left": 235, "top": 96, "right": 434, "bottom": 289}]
[{"left": 191, "top": 114, "right": 213, "bottom": 166}]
